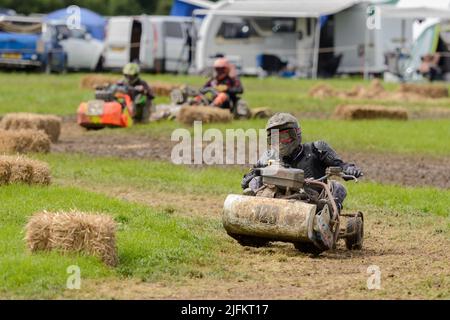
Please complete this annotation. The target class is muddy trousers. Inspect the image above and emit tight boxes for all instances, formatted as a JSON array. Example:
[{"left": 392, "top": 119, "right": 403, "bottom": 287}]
[
  {"left": 331, "top": 181, "right": 347, "bottom": 212},
  {"left": 133, "top": 101, "right": 152, "bottom": 124}
]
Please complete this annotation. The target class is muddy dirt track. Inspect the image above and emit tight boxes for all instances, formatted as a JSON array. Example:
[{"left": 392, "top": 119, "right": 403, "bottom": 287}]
[
  {"left": 62, "top": 185, "right": 450, "bottom": 300},
  {"left": 53, "top": 122, "right": 450, "bottom": 189},
  {"left": 53, "top": 121, "right": 450, "bottom": 300}
]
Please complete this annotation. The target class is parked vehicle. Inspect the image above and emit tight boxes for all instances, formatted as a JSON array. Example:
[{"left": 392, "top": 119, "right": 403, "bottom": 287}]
[
  {"left": 0, "top": 15, "right": 66, "bottom": 72},
  {"left": 47, "top": 21, "right": 105, "bottom": 71},
  {"left": 103, "top": 15, "right": 195, "bottom": 73}
]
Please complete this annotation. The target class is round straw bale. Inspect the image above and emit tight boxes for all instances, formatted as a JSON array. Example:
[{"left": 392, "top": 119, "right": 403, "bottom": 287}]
[
  {"left": 0, "top": 129, "right": 51, "bottom": 154},
  {"left": 0, "top": 113, "right": 62, "bottom": 142},
  {"left": 177, "top": 105, "right": 233, "bottom": 125},
  {"left": 0, "top": 155, "right": 51, "bottom": 185},
  {"left": 25, "top": 211, "right": 118, "bottom": 267}
]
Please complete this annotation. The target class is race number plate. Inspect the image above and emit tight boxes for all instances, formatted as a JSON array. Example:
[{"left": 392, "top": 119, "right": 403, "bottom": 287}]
[{"left": 86, "top": 100, "right": 104, "bottom": 116}]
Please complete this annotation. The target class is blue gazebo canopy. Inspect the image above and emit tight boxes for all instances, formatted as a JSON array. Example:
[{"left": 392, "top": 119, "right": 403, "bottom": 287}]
[
  {"left": 45, "top": 7, "right": 106, "bottom": 40},
  {"left": 170, "top": 0, "right": 212, "bottom": 17}
]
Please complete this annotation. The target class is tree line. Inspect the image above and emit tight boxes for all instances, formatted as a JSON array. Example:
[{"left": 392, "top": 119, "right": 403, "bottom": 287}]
[{"left": 0, "top": 0, "right": 174, "bottom": 15}]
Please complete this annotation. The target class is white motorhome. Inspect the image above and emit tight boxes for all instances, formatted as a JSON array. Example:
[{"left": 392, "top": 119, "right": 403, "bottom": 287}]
[{"left": 103, "top": 15, "right": 194, "bottom": 73}]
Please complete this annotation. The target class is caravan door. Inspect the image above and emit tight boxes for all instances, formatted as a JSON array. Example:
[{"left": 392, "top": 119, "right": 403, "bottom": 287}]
[{"left": 104, "top": 17, "right": 133, "bottom": 69}]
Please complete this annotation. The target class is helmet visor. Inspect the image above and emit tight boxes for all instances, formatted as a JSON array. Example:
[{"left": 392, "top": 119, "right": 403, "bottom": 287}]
[
  {"left": 267, "top": 128, "right": 298, "bottom": 146},
  {"left": 215, "top": 67, "right": 227, "bottom": 75}
]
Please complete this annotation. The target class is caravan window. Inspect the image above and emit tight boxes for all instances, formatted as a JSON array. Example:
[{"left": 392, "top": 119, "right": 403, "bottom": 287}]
[
  {"left": 165, "top": 22, "right": 183, "bottom": 39},
  {"left": 216, "top": 20, "right": 258, "bottom": 39}
]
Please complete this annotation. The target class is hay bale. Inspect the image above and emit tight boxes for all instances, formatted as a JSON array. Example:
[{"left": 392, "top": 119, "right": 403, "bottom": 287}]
[
  {"left": 152, "top": 82, "right": 181, "bottom": 97},
  {"left": 399, "top": 83, "right": 448, "bottom": 99},
  {"left": 0, "top": 113, "right": 61, "bottom": 142},
  {"left": 25, "top": 211, "right": 118, "bottom": 267},
  {"left": 309, "top": 83, "right": 336, "bottom": 98},
  {"left": 177, "top": 105, "right": 233, "bottom": 125},
  {"left": 0, "top": 129, "right": 51, "bottom": 154},
  {"left": 333, "top": 105, "right": 408, "bottom": 120},
  {"left": 0, "top": 155, "right": 51, "bottom": 185},
  {"left": 0, "top": 160, "right": 11, "bottom": 184},
  {"left": 80, "top": 74, "right": 119, "bottom": 90}
]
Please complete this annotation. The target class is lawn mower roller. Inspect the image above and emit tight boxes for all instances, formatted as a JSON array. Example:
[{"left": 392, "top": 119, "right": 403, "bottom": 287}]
[{"left": 223, "top": 162, "right": 363, "bottom": 254}]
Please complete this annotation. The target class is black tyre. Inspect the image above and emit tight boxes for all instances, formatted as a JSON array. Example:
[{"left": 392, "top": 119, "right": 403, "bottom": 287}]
[
  {"left": 227, "top": 232, "right": 269, "bottom": 248},
  {"left": 294, "top": 242, "right": 325, "bottom": 255},
  {"left": 345, "top": 214, "right": 364, "bottom": 250}
]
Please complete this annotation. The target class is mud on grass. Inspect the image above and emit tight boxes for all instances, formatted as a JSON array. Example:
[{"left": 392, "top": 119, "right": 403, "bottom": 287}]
[
  {"left": 61, "top": 194, "right": 450, "bottom": 300},
  {"left": 51, "top": 121, "right": 450, "bottom": 189},
  {"left": 53, "top": 160, "right": 449, "bottom": 299}
]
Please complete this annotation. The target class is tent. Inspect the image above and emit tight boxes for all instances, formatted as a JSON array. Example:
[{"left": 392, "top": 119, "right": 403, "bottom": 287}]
[
  {"left": 45, "top": 7, "right": 106, "bottom": 40},
  {"left": 170, "top": 0, "right": 213, "bottom": 17}
]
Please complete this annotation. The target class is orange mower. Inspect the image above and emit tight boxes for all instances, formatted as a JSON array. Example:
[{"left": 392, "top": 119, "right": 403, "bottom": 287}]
[{"left": 77, "top": 83, "right": 136, "bottom": 130}]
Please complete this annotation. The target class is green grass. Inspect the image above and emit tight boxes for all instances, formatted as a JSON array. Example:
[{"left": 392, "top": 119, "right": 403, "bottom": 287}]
[
  {"left": 1, "top": 73, "right": 449, "bottom": 298},
  {"left": 1, "top": 153, "right": 449, "bottom": 298},
  {"left": 1, "top": 72, "right": 450, "bottom": 116},
  {"left": 39, "top": 153, "right": 450, "bottom": 218},
  {"left": 0, "top": 184, "right": 221, "bottom": 298},
  {"left": 93, "top": 117, "right": 450, "bottom": 156},
  {"left": 43, "top": 153, "right": 244, "bottom": 195}
]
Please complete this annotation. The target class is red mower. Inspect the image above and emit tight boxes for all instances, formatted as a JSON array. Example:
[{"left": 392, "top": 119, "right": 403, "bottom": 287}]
[{"left": 77, "top": 83, "right": 136, "bottom": 130}]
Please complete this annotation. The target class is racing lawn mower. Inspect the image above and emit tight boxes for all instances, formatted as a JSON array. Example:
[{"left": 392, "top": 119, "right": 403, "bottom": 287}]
[
  {"left": 223, "top": 161, "right": 364, "bottom": 255},
  {"left": 170, "top": 85, "right": 252, "bottom": 120},
  {"left": 77, "top": 83, "right": 145, "bottom": 130}
]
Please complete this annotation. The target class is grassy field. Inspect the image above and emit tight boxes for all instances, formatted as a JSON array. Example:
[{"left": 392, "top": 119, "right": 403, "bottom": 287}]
[
  {"left": 0, "top": 72, "right": 449, "bottom": 299},
  {"left": 1, "top": 153, "right": 449, "bottom": 298},
  {"left": 1, "top": 72, "right": 450, "bottom": 116},
  {"left": 1, "top": 72, "right": 449, "bottom": 157}
]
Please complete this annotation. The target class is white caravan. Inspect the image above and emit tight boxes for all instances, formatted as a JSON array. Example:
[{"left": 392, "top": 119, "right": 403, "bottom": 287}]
[
  {"left": 195, "top": 0, "right": 450, "bottom": 78},
  {"left": 103, "top": 15, "right": 194, "bottom": 73},
  {"left": 195, "top": 0, "right": 362, "bottom": 77}
]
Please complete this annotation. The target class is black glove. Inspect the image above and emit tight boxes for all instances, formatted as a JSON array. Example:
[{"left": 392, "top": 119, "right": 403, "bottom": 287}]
[{"left": 343, "top": 164, "right": 363, "bottom": 178}]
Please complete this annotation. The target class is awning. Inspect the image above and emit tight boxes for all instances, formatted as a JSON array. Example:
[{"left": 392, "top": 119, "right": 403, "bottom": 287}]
[
  {"left": 378, "top": 5, "right": 450, "bottom": 19},
  {"left": 200, "top": 0, "right": 362, "bottom": 18}
]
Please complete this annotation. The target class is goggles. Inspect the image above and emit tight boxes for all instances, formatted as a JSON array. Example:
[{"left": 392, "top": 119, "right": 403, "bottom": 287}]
[
  {"left": 267, "top": 128, "right": 300, "bottom": 146},
  {"left": 215, "top": 67, "right": 227, "bottom": 74}
]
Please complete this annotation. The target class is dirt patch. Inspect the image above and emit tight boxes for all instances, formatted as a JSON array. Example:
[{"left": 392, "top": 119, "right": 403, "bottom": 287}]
[
  {"left": 52, "top": 122, "right": 174, "bottom": 161},
  {"left": 341, "top": 152, "right": 450, "bottom": 189},
  {"left": 53, "top": 121, "right": 450, "bottom": 189},
  {"left": 61, "top": 190, "right": 450, "bottom": 299},
  {"left": 310, "top": 80, "right": 449, "bottom": 101}
]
